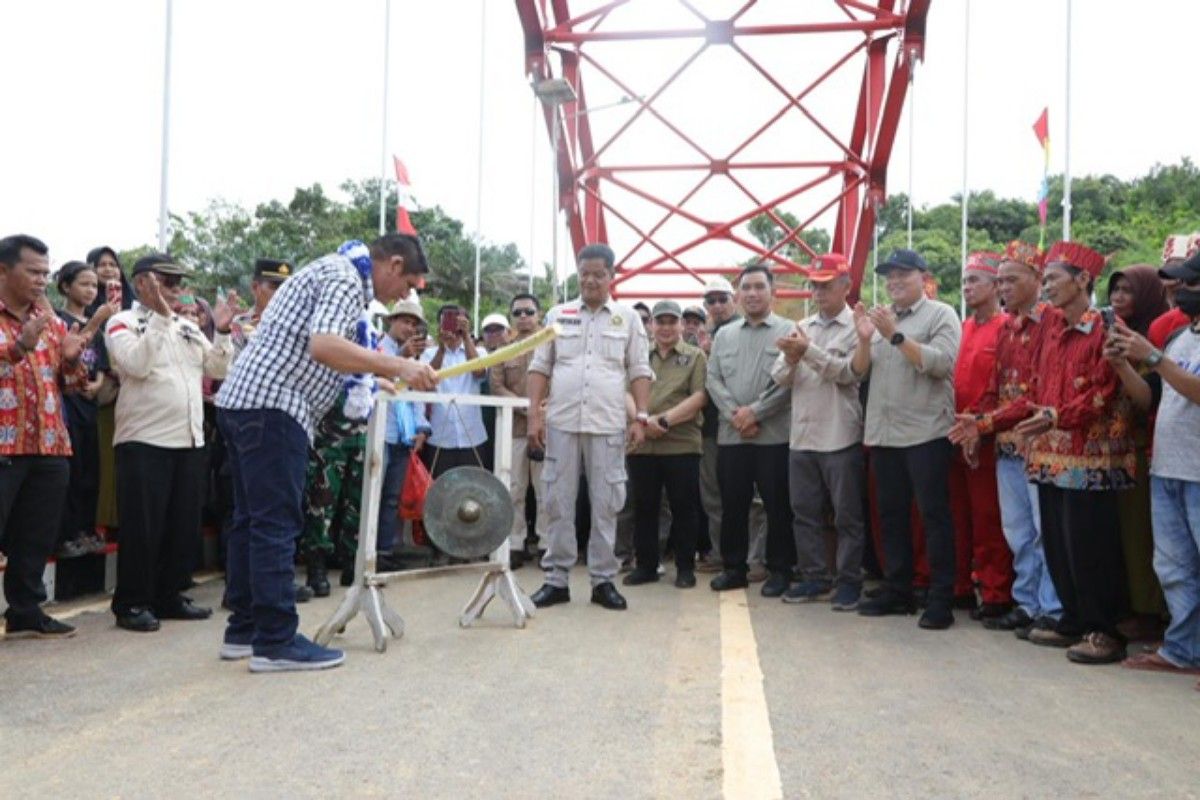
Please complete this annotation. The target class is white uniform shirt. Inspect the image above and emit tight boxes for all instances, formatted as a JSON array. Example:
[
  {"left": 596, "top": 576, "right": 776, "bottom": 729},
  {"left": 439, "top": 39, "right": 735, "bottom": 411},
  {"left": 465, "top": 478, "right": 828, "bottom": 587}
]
[
  {"left": 105, "top": 303, "right": 233, "bottom": 448},
  {"left": 529, "top": 297, "right": 653, "bottom": 435}
]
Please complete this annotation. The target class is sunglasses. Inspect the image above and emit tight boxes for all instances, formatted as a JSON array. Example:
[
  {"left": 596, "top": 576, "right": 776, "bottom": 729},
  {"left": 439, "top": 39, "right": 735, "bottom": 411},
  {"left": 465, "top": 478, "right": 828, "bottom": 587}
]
[
  {"left": 156, "top": 272, "right": 184, "bottom": 288},
  {"left": 511, "top": 308, "right": 537, "bottom": 317},
  {"left": 704, "top": 294, "right": 731, "bottom": 306}
]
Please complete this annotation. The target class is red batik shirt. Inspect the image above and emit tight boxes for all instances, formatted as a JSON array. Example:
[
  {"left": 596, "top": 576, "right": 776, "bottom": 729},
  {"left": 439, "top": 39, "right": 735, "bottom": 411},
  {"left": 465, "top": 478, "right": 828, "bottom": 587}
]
[
  {"left": 0, "top": 302, "right": 88, "bottom": 456},
  {"left": 974, "top": 303, "right": 1054, "bottom": 457},
  {"left": 1025, "top": 308, "right": 1135, "bottom": 491}
]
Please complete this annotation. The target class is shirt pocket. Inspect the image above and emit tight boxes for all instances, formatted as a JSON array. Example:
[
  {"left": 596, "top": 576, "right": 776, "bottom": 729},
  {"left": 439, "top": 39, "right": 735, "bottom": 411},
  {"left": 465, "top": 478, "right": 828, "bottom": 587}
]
[
  {"left": 600, "top": 330, "right": 628, "bottom": 362},
  {"left": 556, "top": 328, "right": 584, "bottom": 359}
]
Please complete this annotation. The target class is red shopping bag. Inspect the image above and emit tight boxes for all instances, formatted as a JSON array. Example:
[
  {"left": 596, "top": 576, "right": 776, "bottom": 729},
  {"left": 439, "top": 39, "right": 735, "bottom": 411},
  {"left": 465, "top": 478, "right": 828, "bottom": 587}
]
[{"left": 399, "top": 457, "right": 433, "bottom": 521}]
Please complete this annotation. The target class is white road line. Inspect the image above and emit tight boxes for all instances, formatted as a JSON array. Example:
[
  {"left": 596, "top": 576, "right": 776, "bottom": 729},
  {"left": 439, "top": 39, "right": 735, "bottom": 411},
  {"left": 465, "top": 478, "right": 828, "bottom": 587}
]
[{"left": 720, "top": 589, "right": 783, "bottom": 800}]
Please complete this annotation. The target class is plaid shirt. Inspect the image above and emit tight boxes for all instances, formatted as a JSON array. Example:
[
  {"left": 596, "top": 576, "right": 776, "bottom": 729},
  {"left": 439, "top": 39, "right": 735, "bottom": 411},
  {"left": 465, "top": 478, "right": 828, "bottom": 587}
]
[{"left": 216, "top": 254, "right": 368, "bottom": 439}]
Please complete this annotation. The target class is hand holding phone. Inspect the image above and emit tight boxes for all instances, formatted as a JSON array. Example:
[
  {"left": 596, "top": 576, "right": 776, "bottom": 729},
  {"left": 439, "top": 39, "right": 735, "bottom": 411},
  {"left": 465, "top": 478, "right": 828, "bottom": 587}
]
[{"left": 106, "top": 280, "right": 122, "bottom": 305}]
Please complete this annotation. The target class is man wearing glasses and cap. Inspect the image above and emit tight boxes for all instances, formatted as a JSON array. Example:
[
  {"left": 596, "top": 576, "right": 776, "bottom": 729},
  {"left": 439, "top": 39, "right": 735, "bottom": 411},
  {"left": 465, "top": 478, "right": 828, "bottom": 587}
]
[{"left": 105, "top": 253, "right": 238, "bottom": 633}]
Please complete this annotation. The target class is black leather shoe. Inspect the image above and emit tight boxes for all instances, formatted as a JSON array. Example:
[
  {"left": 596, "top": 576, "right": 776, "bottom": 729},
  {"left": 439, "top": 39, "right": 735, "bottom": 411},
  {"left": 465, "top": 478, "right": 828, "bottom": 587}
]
[
  {"left": 154, "top": 597, "right": 213, "bottom": 620},
  {"left": 116, "top": 608, "right": 161, "bottom": 632},
  {"left": 622, "top": 567, "right": 659, "bottom": 586},
  {"left": 710, "top": 570, "right": 749, "bottom": 591},
  {"left": 307, "top": 554, "right": 331, "bottom": 596},
  {"left": 294, "top": 584, "right": 314, "bottom": 604},
  {"left": 971, "top": 602, "right": 1012, "bottom": 622},
  {"left": 591, "top": 581, "right": 627, "bottom": 610},
  {"left": 918, "top": 605, "right": 955, "bottom": 630},
  {"left": 954, "top": 593, "right": 979, "bottom": 611},
  {"left": 857, "top": 591, "right": 917, "bottom": 617},
  {"left": 530, "top": 583, "right": 570, "bottom": 608},
  {"left": 984, "top": 607, "right": 1032, "bottom": 631},
  {"left": 340, "top": 567, "right": 356, "bottom": 587},
  {"left": 760, "top": 571, "right": 790, "bottom": 598},
  {"left": 674, "top": 569, "right": 696, "bottom": 589},
  {"left": 509, "top": 550, "right": 527, "bottom": 570}
]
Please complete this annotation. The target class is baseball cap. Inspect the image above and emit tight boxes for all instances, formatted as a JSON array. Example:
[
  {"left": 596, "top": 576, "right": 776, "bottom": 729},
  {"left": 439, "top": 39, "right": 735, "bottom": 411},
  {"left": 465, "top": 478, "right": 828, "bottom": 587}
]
[
  {"left": 384, "top": 300, "right": 425, "bottom": 322},
  {"left": 807, "top": 253, "right": 849, "bottom": 282},
  {"left": 481, "top": 313, "right": 510, "bottom": 331},
  {"left": 702, "top": 276, "right": 734, "bottom": 295},
  {"left": 1160, "top": 250, "right": 1200, "bottom": 282},
  {"left": 875, "top": 249, "right": 928, "bottom": 275},
  {"left": 651, "top": 300, "right": 682, "bottom": 319},
  {"left": 681, "top": 304, "right": 706, "bottom": 322}
]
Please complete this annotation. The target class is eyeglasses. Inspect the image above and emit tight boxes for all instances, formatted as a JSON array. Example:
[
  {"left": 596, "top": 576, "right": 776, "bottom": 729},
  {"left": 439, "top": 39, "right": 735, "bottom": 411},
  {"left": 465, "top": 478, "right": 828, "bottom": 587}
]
[
  {"left": 511, "top": 308, "right": 538, "bottom": 317},
  {"left": 704, "top": 294, "right": 731, "bottom": 306},
  {"left": 156, "top": 273, "right": 184, "bottom": 288}
]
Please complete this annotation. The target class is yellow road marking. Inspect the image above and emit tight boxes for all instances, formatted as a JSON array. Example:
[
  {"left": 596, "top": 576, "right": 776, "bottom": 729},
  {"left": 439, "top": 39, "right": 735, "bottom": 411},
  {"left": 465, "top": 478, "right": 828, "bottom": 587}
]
[{"left": 720, "top": 590, "right": 782, "bottom": 800}]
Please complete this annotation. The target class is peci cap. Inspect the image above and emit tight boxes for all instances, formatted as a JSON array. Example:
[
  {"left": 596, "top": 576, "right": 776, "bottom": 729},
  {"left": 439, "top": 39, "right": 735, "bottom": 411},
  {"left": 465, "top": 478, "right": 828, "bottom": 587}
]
[
  {"left": 651, "top": 299, "right": 682, "bottom": 319},
  {"left": 131, "top": 252, "right": 189, "bottom": 278},
  {"left": 807, "top": 253, "right": 849, "bottom": 282},
  {"left": 254, "top": 258, "right": 293, "bottom": 283},
  {"left": 1045, "top": 240, "right": 1105, "bottom": 279},
  {"left": 876, "top": 248, "right": 928, "bottom": 275},
  {"left": 702, "top": 276, "right": 735, "bottom": 296},
  {"left": 481, "top": 312, "right": 510, "bottom": 331}
]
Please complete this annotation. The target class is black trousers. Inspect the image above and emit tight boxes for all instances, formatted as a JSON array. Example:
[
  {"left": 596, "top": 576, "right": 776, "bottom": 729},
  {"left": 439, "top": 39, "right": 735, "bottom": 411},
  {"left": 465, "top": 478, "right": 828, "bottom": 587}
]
[
  {"left": 113, "top": 442, "right": 205, "bottom": 614},
  {"left": 427, "top": 446, "right": 483, "bottom": 479},
  {"left": 628, "top": 453, "right": 700, "bottom": 572},
  {"left": 717, "top": 443, "right": 795, "bottom": 574},
  {"left": 60, "top": 409, "right": 100, "bottom": 545},
  {"left": 872, "top": 438, "right": 955, "bottom": 606},
  {"left": 1037, "top": 484, "right": 1126, "bottom": 639},
  {"left": 0, "top": 456, "right": 69, "bottom": 624}
]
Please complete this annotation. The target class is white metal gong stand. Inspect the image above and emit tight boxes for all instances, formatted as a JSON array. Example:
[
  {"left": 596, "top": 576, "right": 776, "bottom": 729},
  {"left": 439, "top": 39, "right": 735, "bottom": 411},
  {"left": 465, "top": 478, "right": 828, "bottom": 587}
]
[{"left": 314, "top": 392, "right": 535, "bottom": 652}]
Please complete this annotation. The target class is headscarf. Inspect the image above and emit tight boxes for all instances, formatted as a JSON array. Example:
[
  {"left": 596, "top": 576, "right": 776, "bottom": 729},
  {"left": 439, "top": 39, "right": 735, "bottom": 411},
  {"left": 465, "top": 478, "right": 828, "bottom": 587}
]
[
  {"left": 1106, "top": 264, "right": 1169, "bottom": 335},
  {"left": 194, "top": 296, "right": 215, "bottom": 341},
  {"left": 85, "top": 245, "right": 136, "bottom": 313}
]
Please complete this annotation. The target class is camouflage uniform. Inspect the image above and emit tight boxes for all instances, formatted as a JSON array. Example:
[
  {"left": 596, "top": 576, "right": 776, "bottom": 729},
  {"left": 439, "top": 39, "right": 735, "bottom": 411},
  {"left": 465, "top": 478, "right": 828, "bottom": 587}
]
[{"left": 299, "top": 399, "right": 367, "bottom": 563}]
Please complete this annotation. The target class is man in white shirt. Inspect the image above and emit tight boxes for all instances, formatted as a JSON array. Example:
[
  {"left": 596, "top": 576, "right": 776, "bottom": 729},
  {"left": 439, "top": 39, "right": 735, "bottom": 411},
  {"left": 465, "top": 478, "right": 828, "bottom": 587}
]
[
  {"left": 420, "top": 305, "right": 488, "bottom": 477},
  {"left": 105, "top": 253, "right": 235, "bottom": 632}
]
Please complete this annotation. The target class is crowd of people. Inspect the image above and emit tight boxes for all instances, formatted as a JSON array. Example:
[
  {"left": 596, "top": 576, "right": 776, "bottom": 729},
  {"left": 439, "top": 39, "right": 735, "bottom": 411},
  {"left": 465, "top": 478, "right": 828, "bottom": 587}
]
[{"left": 0, "top": 229, "right": 1198, "bottom": 687}]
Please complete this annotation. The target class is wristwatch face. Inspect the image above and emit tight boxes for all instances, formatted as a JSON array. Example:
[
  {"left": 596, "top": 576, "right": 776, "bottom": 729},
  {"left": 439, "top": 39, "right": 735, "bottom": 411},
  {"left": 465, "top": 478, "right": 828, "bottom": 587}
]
[{"left": 890, "top": 332, "right": 905, "bottom": 345}]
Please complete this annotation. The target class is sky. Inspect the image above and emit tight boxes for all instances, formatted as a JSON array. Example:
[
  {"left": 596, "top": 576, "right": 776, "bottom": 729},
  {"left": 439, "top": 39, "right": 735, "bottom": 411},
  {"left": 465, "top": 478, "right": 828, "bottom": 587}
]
[{"left": 3, "top": 0, "right": 1198, "bottom": 298}]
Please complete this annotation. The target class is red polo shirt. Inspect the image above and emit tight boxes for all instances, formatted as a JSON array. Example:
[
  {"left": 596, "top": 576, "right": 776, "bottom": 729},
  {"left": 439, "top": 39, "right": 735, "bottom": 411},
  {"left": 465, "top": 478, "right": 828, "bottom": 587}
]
[{"left": 954, "top": 310, "right": 1007, "bottom": 413}]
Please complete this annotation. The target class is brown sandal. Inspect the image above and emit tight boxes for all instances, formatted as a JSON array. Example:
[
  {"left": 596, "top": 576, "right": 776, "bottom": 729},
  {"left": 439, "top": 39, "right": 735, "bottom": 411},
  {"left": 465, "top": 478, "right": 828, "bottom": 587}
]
[{"left": 1121, "top": 651, "right": 1200, "bottom": 675}]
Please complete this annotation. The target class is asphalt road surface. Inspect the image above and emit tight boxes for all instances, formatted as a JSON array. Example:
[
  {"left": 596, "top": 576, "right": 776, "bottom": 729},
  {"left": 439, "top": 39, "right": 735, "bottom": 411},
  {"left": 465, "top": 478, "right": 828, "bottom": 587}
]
[{"left": 2, "top": 567, "right": 1197, "bottom": 799}]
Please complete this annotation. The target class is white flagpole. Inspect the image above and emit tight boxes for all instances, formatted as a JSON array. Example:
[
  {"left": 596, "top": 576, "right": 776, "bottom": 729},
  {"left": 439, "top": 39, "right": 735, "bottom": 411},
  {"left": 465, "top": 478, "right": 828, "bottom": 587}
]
[
  {"left": 378, "top": 0, "right": 392, "bottom": 236},
  {"left": 157, "top": 0, "right": 174, "bottom": 250},
  {"left": 529, "top": 96, "right": 538, "bottom": 293},
  {"left": 1062, "top": 0, "right": 1073, "bottom": 241},
  {"left": 960, "top": 0, "right": 970, "bottom": 318},
  {"left": 472, "top": 0, "right": 487, "bottom": 335},
  {"left": 906, "top": 61, "right": 915, "bottom": 250}
]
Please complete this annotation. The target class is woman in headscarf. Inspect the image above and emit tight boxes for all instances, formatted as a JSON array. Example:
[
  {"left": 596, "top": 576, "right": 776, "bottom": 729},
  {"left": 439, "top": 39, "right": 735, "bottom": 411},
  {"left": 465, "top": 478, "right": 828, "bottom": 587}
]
[
  {"left": 85, "top": 246, "right": 135, "bottom": 536},
  {"left": 1106, "top": 264, "right": 1171, "bottom": 639}
]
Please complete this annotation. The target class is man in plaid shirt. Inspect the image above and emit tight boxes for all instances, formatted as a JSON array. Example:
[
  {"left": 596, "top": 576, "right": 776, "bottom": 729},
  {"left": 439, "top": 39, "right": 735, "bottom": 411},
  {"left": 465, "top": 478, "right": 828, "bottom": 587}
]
[{"left": 216, "top": 233, "right": 436, "bottom": 673}]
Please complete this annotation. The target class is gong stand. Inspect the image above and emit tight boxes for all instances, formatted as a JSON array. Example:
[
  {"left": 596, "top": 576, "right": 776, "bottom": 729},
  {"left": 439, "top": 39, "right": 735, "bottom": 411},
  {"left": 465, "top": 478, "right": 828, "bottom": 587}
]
[{"left": 314, "top": 392, "right": 535, "bottom": 653}]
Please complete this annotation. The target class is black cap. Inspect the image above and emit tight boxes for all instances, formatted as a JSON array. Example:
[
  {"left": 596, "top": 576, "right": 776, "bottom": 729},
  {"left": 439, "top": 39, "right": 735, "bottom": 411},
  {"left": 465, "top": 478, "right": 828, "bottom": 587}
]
[
  {"left": 254, "top": 258, "right": 293, "bottom": 283},
  {"left": 1160, "top": 250, "right": 1200, "bottom": 282},
  {"left": 876, "top": 248, "right": 928, "bottom": 275},
  {"left": 130, "top": 252, "right": 189, "bottom": 278}
]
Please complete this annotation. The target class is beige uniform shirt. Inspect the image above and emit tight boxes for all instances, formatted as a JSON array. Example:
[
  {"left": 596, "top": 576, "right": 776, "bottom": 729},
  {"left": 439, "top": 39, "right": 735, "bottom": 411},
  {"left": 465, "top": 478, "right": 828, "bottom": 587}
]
[
  {"left": 529, "top": 298, "right": 653, "bottom": 435},
  {"left": 860, "top": 296, "right": 961, "bottom": 448},
  {"left": 105, "top": 304, "right": 233, "bottom": 448},
  {"left": 770, "top": 305, "right": 863, "bottom": 452},
  {"left": 706, "top": 312, "right": 794, "bottom": 446},
  {"left": 488, "top": 329, "right": 540, "bottom": 437}
]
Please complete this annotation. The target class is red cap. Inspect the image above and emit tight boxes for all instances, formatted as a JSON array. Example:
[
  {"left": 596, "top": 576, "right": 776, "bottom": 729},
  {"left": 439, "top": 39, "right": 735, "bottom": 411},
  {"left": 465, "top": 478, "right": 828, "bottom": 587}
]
[
  {"left": 807, "top": 253, "right": 849, "bottom": 282},
  {"left": 1045, "top": 240, "right": 1106, "bottom": 279},
  {"left": 1001, "top": 240, "right": 1044, "bottom": 274},
  {"left": 964, "top": 251, "right": 1002, "bottom": 276}
]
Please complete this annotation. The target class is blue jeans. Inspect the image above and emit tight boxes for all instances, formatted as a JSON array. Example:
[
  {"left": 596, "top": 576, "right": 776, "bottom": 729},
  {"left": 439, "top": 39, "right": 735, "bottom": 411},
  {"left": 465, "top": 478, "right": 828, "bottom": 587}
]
[
  {"left": 217, "top": 408, "right": 308, "bottom": 651},
  {"left": 1151, "top": 476, "right": 1200, "bottom": 668},
  {"left": 377, "top": 443, "right": 412, "bottom": 553},
  {"left": 996, "top": 454, "right": 1060, "bottom": 619}
]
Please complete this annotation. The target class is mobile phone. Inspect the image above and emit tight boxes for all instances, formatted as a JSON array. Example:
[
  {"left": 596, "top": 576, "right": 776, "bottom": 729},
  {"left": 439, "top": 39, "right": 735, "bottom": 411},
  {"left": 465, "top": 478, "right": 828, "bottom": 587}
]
[
  {"left": 440, "top": 310, "right": 460, "bottom": 335},
  {"left": 106, "top": 280, "right": 122, "bottom": 305},
  {"left": 1100, "top": 307, "right": 1116, "bottom": 329}
]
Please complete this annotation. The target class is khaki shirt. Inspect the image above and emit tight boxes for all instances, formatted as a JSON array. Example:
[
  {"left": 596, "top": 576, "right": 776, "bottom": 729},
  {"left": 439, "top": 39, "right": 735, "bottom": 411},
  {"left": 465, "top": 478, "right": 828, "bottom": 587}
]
[
  {"left": 860, "top": 296, "right": 961, "bottom": 448},
  {"left": 706, "top": 312, "right": 793, "bottom": 446},
  {"left": 530, "top": 298, "right": 653, "bottom": 435},
  {"left": 639, "top": 340, "right": 706, "bottom": 456},
  {"left": 488, "top": 329, "right": 540, "bottom": 437},
  {"left": 770, "top": 305, "right": 863, "bottom": 452}
]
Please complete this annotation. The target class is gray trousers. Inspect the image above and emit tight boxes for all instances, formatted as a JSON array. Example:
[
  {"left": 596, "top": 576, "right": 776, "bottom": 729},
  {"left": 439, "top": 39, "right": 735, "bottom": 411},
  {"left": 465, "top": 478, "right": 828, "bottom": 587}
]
[
  {"left": 789, "top": 445, "right": 866, "bottom": 587},
  {"left": 701, "top": 436, "right": 766, "bottom": 564},
  {"left": 540, "top": 427, "right": 625, "bottom": 588}
]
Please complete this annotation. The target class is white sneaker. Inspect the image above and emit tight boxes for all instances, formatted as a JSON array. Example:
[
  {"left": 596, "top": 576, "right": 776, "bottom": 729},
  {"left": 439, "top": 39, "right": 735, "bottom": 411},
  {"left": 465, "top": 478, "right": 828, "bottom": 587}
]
[{"left": 219, "top": 642, "right": 253, "bottom": 660}]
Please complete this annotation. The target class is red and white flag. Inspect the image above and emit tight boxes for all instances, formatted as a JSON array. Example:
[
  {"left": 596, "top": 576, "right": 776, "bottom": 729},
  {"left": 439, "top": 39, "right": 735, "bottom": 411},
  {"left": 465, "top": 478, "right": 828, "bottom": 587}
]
[{"left": 393, "top": 156, "right": 418, "bottom": 235}]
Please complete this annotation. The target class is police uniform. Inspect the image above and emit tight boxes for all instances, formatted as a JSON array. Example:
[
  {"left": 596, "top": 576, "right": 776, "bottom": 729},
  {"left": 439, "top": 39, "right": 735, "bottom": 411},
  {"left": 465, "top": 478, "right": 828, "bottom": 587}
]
[{"left": 529, "top": 298, "right": 652, "bottom": 588}]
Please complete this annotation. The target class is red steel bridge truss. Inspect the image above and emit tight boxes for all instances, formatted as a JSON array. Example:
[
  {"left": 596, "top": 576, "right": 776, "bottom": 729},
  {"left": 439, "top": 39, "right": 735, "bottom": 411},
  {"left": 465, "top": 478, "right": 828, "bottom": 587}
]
[{"left": 514, "top": 0, "right": 930, "bottom": 300}]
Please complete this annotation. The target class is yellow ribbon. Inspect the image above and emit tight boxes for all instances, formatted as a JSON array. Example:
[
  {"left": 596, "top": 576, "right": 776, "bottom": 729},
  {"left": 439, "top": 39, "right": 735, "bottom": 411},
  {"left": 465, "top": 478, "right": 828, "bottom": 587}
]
[{"left": 392, "top": 324, "right": 559, "bottom": 391}]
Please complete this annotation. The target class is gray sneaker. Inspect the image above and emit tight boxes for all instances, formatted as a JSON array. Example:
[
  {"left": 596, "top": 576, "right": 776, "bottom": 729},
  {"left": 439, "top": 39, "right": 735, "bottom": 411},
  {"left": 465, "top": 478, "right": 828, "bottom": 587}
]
[
  {"left": 830, "top": 584, "right": 861, "bottom": 611},
  {"left": 782, "top": 580, "right": 833, "bottom": 604}
]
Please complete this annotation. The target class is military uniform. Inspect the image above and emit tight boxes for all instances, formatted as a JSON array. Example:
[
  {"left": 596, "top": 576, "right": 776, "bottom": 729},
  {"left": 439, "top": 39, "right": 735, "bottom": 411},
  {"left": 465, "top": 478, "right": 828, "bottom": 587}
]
[
  {"left": 529, "top": 298, "right": 653, "bottom": 588},
  {"left": 299, "top": 398, "right": 366, "bottom": 563}
]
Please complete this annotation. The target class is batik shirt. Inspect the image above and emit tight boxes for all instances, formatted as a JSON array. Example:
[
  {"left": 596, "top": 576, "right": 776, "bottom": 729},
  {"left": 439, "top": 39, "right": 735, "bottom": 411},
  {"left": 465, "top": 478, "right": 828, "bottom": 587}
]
[{"left": 974, "top": 303, "right": 1054, "bottom": 457}]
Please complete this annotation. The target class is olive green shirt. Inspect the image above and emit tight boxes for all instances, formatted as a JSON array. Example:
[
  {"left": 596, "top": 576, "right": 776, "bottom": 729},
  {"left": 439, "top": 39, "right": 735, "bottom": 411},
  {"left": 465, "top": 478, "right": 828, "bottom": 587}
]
[
  {"left": 706, "top": 312, "right": 794, "bottom": 446},
  {"left": 640, "top": 340, "right": 707, "bottom": 455}
]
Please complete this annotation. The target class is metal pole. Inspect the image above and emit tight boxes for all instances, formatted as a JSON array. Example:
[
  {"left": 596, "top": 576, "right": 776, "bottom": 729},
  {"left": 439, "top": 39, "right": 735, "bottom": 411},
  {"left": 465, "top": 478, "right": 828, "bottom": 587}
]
[
  {"left": 156, "top": 0, "right": 174, "bottom": 250},
  {"left": 551, "top": 111, "right": 561, "bottom": 303},
  {"left": 529, "top": 96, "right": 538, "bottom": 293},
  {"left": 906, "top": 57, "right": 915, "bottom": 250},
  {"left": 1062, "top": 0, "right": 1073, "bottom": 241},
  {"left": 959, "top": 0, "right": 970, "bottom": 319},
  {"left": 378, "top": 0, "right": 391, "bottom": 236},
  {"left": 472, "top": 0, "right": 487, "bottom": 334},
  {"left": 872, "top": 197, "right": 880, "bottom": 305}
]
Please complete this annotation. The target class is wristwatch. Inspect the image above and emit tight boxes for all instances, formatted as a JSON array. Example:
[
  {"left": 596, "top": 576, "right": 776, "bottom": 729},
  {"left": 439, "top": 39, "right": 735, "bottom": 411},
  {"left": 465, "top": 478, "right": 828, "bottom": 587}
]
[
  {"left": 635, "top": 411, "right": 650, "bottom": 426},
  {"left": 1144, "top": 349, "right": 1165, "bottom": 369},
  {"left": 657, "top": 415, "right": 670, "bottom": 431},
  {"left": 890, "top": 331, "right": 906, "bottom": 346}
]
